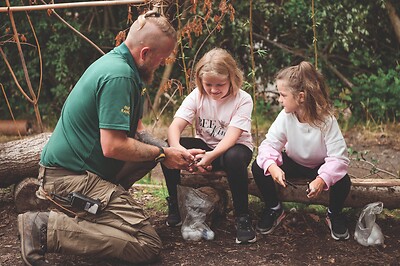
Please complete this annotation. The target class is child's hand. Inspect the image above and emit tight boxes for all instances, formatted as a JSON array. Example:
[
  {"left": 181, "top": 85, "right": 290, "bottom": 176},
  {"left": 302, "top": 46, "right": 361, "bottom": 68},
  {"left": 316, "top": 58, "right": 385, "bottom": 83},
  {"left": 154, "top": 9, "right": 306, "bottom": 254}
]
[
  {"left": 184, "top": 148, "right": 205, "bottom": 172},
  {"left": 268, "top": 164, "right": 287, "bottom": 187},
  {"left": 193, "top": 152, "right": 213, "bottom": 172},
  {"left": 306, "top": 177, "right": 326, "bottom": 199}
]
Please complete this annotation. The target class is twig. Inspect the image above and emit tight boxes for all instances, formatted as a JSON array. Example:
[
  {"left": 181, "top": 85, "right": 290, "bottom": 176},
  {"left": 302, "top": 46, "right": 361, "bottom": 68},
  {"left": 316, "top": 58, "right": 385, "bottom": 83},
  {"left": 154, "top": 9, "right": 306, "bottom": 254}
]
[
  {"left": 5, "top": 0, "right": 43, "bottom": 132},
  {"left": 39, "top": 0, "right": 105, "bottom": 55},
  {"left": 350, "top": 158, "right": 398, "bottom": 178},
  {"left": 0, "top": 0, "right": 146, "bottom": 13},
  {"left": 25, "top": 7, "right": 43, "bottom": 103}
]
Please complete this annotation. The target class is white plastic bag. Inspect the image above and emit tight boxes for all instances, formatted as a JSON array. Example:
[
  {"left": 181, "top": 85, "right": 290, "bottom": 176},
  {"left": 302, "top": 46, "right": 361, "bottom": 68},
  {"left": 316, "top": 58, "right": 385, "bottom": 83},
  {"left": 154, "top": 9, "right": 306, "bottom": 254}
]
[
  {"left": 177, "top": 185, "right": 215, "bottom": 241},
  {"left": 354, "top": 202, "right": 384, "bottom": 246}
]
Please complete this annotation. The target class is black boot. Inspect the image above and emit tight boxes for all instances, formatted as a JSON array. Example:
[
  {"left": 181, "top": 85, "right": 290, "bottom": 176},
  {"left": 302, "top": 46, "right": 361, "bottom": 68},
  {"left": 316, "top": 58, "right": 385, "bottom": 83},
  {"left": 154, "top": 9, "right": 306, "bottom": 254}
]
[
  {"left": 166, "top": 197, "right": 182, "bottom": 227},
  {"left": 18, "top": 211, "right": 49, "bottom": 266}
]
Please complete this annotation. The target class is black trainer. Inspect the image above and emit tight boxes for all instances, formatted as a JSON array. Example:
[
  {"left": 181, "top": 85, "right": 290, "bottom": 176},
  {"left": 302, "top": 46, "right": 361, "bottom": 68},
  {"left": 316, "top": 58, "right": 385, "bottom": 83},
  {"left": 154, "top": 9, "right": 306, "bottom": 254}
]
[
  {"left": 166, "top": 197, "right": 182, "bottom": 227},
  {"left": 256, "top": 207, "right": 286, "bottom": 234},
  {"left": 325, "top": 211, "right": 350, "bottom": 240},
  {"left": 235, "top": 215, "right": 256, "bottom": 244}
]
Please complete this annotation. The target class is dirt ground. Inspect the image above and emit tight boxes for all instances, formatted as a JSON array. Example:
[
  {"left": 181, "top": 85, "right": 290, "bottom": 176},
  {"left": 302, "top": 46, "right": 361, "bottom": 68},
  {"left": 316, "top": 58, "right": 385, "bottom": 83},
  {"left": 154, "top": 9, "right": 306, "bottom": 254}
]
[{"left": 1, "top": 126, "right": 400, "bottom": 266}]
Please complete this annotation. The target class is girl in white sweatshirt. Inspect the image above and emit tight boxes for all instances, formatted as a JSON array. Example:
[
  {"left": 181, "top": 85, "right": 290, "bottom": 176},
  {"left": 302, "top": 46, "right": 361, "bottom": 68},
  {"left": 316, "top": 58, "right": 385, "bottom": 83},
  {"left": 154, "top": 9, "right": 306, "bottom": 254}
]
[{"left": 252, "top": 61, "right": 351, "bottom": 241}]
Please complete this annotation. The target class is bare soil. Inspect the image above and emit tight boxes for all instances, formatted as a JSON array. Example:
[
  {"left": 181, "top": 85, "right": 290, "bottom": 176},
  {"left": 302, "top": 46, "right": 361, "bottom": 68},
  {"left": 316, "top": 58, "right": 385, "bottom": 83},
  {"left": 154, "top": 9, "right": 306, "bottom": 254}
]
[{"left": 1, "top": 126, "right": 400, "bottom": 266}]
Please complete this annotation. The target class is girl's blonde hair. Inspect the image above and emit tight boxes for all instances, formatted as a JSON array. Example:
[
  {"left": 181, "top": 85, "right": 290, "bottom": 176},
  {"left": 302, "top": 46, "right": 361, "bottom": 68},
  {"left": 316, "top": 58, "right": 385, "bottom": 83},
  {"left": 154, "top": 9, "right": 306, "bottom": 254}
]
[
  {"left": 195, "top": 48, "right": 243, "bottom": 96},
  {"left": 276, "top": 61, "right": 333, "bottom": 128}
]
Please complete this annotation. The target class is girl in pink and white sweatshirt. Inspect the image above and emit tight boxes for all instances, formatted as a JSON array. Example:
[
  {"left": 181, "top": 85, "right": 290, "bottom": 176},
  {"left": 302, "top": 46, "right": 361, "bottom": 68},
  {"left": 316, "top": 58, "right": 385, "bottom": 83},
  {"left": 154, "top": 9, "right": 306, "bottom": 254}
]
[{"left": 252, "top": 61, "right": 351, "bottom": 241}]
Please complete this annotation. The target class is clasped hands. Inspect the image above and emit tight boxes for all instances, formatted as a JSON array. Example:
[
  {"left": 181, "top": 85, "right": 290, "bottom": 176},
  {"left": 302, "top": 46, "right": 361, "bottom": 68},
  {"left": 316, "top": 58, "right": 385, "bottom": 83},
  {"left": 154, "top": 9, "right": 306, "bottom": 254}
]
[{"left": 185, "top": 149, "right": 212, "bottom": 173}]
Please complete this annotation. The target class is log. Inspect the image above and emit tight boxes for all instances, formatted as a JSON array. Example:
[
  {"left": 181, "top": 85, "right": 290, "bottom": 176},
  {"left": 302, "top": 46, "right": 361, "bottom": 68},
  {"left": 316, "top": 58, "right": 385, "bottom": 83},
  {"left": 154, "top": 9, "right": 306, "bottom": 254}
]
[
  {"left": 180, "top": 170, "right": 400, "bottom": 209},
  {"left": 0, "top": 120, "right": 33, "bottom": 136},
  {"left": 13, "top": 177, "right": 49, "bottom": 213},
  {"left": 0, "top": 132, "right": 51, "bottom": 187}
]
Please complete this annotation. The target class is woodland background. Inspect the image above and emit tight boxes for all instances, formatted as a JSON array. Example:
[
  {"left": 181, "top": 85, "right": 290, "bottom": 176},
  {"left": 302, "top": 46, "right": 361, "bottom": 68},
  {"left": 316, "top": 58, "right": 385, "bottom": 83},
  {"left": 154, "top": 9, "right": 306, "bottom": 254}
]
[
  {"left": 0, "top": 0, "right": 399, "bottom": 135},
  {"left": 1, "top": 2, "right": 400, "bottom": 265}
]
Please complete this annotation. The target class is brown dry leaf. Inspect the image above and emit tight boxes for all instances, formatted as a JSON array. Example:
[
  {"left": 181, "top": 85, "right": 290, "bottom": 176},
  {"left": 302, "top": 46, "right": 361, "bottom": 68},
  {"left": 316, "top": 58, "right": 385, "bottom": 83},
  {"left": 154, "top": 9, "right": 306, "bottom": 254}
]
[
  {"left": 308, "top": 213, "right": 320, "bottom": 222},
  {"left": 20, "top": 34, "right": 27, "bottom": 42}
]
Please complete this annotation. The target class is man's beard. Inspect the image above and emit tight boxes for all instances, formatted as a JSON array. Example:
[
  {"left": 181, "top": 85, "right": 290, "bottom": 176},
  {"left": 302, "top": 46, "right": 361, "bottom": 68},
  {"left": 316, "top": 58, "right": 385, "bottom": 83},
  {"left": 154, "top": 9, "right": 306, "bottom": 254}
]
[{"left": 137, "top": 62, "right": 155, "bottom": 84}]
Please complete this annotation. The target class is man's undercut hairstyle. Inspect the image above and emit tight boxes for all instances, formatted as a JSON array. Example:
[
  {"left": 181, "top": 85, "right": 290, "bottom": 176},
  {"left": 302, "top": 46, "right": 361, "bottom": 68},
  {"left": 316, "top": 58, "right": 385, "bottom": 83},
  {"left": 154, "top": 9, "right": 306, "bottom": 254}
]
[{"left": 137, "top": 11, "right": 177, "bottom": 40}]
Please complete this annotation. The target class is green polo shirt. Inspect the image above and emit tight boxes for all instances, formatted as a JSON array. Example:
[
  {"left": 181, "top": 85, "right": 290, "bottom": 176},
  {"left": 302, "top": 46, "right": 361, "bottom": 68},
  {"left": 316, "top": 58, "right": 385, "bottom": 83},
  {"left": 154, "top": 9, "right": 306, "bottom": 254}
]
[{"left": 41, "top": 43, "right": 144, "bottom": 179}]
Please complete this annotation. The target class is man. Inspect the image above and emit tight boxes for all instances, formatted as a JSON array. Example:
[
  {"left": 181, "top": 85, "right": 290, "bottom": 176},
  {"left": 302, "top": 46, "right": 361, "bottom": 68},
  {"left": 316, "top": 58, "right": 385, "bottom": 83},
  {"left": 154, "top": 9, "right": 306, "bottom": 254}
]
[{"left": 17, "top": 12, "right": 201, "bottom": 266}]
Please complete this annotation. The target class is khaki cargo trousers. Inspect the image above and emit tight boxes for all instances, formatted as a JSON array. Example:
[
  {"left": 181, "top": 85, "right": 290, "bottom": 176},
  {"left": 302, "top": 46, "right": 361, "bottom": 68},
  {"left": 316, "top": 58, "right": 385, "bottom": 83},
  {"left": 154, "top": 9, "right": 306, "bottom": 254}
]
[{"left": 37, "top": 162, "right": 161, "bottom": 264}]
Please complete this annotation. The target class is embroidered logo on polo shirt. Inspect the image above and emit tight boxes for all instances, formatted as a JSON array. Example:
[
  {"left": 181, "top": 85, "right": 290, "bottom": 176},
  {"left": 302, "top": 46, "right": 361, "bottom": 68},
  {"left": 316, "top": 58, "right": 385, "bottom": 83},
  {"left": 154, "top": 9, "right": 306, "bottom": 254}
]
[{"left": 121, "top": 106, "right": 130, "bottom": 115}]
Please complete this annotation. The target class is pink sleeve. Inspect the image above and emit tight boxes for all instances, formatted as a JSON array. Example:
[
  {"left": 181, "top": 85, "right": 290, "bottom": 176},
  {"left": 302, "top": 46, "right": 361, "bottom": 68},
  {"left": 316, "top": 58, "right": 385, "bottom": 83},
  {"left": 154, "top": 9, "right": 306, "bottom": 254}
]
[
  {"left": 318, "top": 157, "right": 349, "bottom": 189},
  {"left": 317, "top": 117, "right": 349, "bottom": 189},
  {"left": 256, "top": 140, "right": 283, "bottom": 175},
  {"left": 256, "top": 111, "right": 287, "bottom": 175}
]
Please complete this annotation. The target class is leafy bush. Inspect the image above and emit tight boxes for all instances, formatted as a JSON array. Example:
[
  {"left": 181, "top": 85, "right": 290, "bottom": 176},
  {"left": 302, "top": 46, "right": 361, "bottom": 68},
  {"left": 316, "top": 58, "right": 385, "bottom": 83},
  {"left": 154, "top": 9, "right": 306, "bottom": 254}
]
[{"left": 352, "top": 65, "right": 400, "bottom": 122}]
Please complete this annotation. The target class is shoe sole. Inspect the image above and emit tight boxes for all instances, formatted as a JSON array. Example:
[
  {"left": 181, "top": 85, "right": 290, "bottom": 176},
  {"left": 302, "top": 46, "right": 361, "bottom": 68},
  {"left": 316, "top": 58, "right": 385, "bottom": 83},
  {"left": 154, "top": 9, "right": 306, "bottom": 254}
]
[
  {"left": 256, "top": 211, "right": 286, "bottom": 235},
  {"left": 325, "top": 217, "right": 350, "bottom": 241},
  {"left": 166, "top": 221, "right": 182, "bottom": 227},
  {"left": 235, "top": 235, "right": 257, "bottom": 244},
  {"left": 18, "top": 214, "right": 34, "bottom": 266}
]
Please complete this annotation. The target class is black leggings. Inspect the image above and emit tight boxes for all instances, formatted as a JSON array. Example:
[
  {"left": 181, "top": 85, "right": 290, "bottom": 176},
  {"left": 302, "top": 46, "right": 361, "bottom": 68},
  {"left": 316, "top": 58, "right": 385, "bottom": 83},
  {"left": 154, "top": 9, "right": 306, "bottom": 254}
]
[
  {"left": 161, "top": 137, "right": 253, "bottom": 216},
  {"left": 251, "top": 152, "right": 351, "bottom": 214}
]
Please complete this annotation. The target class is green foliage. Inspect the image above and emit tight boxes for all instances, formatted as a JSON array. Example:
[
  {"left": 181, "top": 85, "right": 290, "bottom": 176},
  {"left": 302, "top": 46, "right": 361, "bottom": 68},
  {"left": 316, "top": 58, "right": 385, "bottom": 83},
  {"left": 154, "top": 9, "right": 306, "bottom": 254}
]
[
  {"left": 0, "top": 2, "right": 131, "bottom": 124},
  {"left": 1, "top": 0, "right": 399, "bottom": 127},
  {"left": 352, "top": 65, "right": 400, "bottom": 122}
]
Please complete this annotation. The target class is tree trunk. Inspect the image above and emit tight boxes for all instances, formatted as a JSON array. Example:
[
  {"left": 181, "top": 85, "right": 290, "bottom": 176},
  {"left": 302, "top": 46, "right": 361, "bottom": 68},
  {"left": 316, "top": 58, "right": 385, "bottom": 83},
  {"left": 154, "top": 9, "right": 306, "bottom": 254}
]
[
  {"left": 385, "top": 0, "right": 400, "bottom": 45},
  {"left": 180, "top": 171, "right": 400, "bottom": 209},
  {"left": 0, "top": 132, "right": 51, "bottom": 187}
]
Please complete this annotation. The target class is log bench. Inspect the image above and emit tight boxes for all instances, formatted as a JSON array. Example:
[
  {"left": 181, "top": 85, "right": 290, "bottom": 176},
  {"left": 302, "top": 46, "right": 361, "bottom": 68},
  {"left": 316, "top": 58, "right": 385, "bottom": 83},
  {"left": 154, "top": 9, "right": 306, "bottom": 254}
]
[
  {"left": 180, "top": 170, "right": 400, "bottom": 210},
  {"left": 1, "top": 133, "right": 400, "bottom": 212}
]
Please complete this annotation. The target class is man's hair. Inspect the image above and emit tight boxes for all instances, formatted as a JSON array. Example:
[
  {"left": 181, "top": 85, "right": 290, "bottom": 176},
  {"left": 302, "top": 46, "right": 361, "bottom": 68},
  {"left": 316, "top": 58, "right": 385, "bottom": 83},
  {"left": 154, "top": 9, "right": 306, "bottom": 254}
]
[
  {"left": 195, "top": 48, "right": 244, "bottom": 96},
  {"left": 137, "top": 12, "right": 177, "bottom": 39},
  {"left": 126, "top": 12, "right": 177, "bottom": 47}
]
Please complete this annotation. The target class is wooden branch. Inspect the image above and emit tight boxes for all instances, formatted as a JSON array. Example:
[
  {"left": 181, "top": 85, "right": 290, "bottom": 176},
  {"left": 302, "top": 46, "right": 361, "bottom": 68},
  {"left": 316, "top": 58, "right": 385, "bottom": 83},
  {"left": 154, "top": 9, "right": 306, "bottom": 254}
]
[
  {"left": 253, "top": 32, "right": 355, "bottom": 89},
  {"left": 180, "top": 170, "right": 400, "bottom": 209},
  {"left": 320, "top": 55, "right": 354, "bottom": 88},
  {"left": 0, "top": 0, "right": 146, "bottom": 13},
  {"left": 253, "top": 32, "right": 306, "bottom": 58},
  {"left": 5, "top": 0, "right": 44, "bottom": 132},
  {"left": 385, "top": 0, "right": 400, "bottom": 45},
  {"left": 39, "top": 0, "right": 105, "bottom": 55}
]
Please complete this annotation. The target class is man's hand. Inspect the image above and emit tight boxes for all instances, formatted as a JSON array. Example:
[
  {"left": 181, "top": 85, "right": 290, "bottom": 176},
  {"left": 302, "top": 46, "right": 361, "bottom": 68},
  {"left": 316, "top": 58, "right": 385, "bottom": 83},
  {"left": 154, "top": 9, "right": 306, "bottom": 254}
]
[{"left": 162, "top": 147, "right": 205, "bottom": 170}]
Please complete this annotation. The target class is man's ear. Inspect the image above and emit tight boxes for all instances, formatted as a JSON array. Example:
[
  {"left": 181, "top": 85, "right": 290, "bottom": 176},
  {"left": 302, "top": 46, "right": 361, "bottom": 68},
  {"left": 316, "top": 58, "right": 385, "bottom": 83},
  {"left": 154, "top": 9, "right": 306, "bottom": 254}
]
[{"left": 140, "top": 47, "right": 150, "bottom": 61}]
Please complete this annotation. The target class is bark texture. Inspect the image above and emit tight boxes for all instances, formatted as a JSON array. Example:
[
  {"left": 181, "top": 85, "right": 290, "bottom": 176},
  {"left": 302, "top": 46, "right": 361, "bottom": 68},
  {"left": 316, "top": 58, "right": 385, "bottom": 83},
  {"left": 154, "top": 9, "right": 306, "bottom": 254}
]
[{"left": 0, "top": 132, "right": 51, "bottom": 187}]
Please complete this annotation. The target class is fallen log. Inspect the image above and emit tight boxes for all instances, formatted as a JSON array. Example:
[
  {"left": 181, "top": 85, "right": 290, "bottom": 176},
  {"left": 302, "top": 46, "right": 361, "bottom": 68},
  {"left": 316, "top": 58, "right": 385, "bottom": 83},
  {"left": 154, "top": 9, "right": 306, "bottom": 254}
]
[
  {"left": 14, "top": 177, "right": 49, "bottom": 213},
  {"left": 0, "top": 120, "right": 33, "bottom": 135},
  {"left": 180, "top": 170, "right": 400, "bottom": 209},
  {"left": 3, "top": 133, "right": 400, "bottom": 211},
  {"left": 0, "top": 132, "right": 51, "bottom": 187}
]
